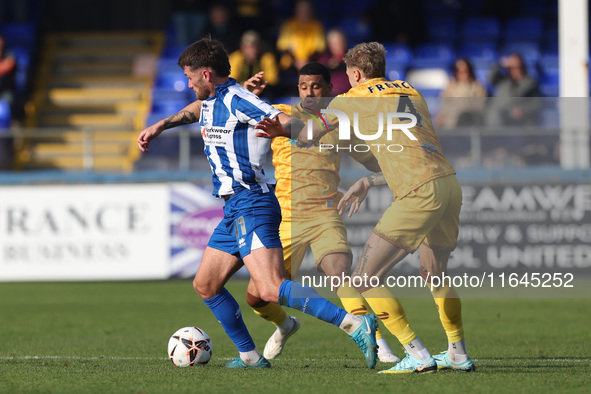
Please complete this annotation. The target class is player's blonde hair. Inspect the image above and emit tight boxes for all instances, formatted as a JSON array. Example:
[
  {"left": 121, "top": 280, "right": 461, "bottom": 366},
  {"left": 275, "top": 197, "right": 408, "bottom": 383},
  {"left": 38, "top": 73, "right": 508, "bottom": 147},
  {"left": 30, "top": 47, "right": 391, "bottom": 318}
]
[{"left": 343, "top": 42, "right": 386, "bottom": 79}]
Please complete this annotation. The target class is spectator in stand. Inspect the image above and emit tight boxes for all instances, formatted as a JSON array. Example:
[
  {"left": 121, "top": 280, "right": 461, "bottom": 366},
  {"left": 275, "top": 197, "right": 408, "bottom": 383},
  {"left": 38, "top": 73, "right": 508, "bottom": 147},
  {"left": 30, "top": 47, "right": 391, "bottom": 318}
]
[
  {"left": 485, "top": 53, "right": 541, "bottom": 126},
  {"left": 276, "top": 0, "right": 326, "bottom": 71},
  {"left": 315, "top": 28, "right": 350, "bottom": 95},
  {"left": 434, "top": 58, "right": 487, "bottom": 129},
  {"left": 170, "top": 0, "right": 208, "bottom": 45},
  {"left": 0, "top": 35, "right": 16, "bottom": 107},
  {"left": 202, "top": 3, "right": 241, "bottom": 53},
  {"left": 229, "top": 31, "right": 279, "bottom": 99},
  {"left": 0, "top": 35, "right": 14, "bottom": 170}
]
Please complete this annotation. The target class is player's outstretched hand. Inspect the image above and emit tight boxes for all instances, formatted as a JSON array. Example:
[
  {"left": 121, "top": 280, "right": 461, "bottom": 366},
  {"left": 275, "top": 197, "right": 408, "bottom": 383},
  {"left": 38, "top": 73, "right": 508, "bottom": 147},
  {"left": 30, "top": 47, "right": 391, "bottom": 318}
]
[
  {"left": 255, "top": 116, "right": 285, "bottom": 139},
  {"left": 338, "top": 177, "right": 371, "bottom": 217},
  {"left": 244, "top": 71, "right": 268, "bottom": 96},
  {"left": 137, "top": 124, "right": 163, "bottom": 152}
]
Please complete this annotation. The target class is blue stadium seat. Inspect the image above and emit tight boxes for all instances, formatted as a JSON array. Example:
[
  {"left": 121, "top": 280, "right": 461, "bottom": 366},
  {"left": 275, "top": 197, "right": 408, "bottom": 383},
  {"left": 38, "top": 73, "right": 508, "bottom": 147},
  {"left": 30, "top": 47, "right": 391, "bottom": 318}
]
[
  {"left": 540, "top": 54, "right": 558, "bottom": 73},
  {"left": 499, "top": 41, "right": 540, "bottom": 68},
  {"left": 461, "top": 17, "right": 501, "bottom": 42},
  {"left": 7, "top": 46, "right": 32, "bottom": 94},
  {"left": 0, "top": 100, "right": 11, "bottom": 129},
  {"left": 151, "top": 87, "right": 192, "bottom": 113},
  {"left": 426, "top": 18, "right": 457, "bottom": 44},
  {"left": 161, "top": 45, "right": 186, "bottom": 60},
  {"left": 383, "top": 43, "right": 412, "bottom": 69},
  {"left": 457, "top": 42, "right": 498, "bottom": 69},
  {"left": 156, "top": 71, "right": 188, "bottom": 92},
  {"left": 418, "top": 88, "right": 442, "bottom": 97},
  {"left": 386, "top": 68, "right": 406, "bottom": 82},
  {"left": 540, "top": 62, "right": 559, "bottom": 97},
  {"left": 157, "top": 59, "right": 182, "bottom": 74},
  {"left": 0, "top": 22, "right": 37, "bottom": 49},
  {"left": 151, "top": 99, "right": 190, "bottom": 114},
  {"left": 540, "top": 84, "right": 559, "bottom": 97},
  {"left": 338, "top": 17, "right": 371, "bottom": 46},
  {"left": 411, "top": 43, "right": 454, "bottom": 69},
  {"left": 473, "top": 67, "right": 493, "bottom": 93},
  {"left": 503, "top": 17, "right": 543, "bottom": 41}
]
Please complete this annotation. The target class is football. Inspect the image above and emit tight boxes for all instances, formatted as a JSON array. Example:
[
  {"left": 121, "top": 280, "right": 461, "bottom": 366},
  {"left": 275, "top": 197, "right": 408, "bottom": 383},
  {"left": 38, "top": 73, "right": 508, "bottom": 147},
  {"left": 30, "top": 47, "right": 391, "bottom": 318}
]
[{"left": 167, "top": 326, "right": 213, "bottom": 367}]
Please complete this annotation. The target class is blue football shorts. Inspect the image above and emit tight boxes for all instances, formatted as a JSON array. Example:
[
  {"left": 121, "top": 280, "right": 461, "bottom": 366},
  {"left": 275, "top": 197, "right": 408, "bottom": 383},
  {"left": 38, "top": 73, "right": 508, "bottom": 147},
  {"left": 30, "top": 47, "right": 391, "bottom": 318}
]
[{"left": 207, "top": 187, "right": 283, "bottom": 259}]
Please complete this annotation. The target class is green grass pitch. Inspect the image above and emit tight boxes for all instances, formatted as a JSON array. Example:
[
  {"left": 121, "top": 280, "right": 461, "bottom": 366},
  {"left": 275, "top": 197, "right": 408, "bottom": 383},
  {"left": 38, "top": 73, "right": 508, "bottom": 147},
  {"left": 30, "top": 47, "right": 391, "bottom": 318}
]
[{"left": 1, "top": 280, "right": 590, "bottom": 393}]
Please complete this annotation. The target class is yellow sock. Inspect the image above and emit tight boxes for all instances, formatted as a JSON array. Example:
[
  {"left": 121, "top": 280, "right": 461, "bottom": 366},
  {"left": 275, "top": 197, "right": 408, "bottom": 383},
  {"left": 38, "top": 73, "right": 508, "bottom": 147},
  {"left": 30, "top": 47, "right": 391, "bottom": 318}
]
[
  {"left": 431, "top": 286, "right": 464, "bottom": 343},
  {"left": 251, "top": 302, "right": 288, "bottom": 326},
  {"left": 336, "top": 284, "right": 384, "bottom": 340},
  {"left": 362, "top": 287, "right": 416, "bottom": 346}
]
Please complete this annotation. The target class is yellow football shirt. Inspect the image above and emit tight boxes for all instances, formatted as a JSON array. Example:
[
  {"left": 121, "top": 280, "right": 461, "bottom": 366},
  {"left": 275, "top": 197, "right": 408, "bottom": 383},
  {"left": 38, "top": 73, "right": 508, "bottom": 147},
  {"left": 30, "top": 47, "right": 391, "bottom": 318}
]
[
  {"left": 327, "top": 78, "right": 455, "bottom": 200},
  {"left": 272, "top": 103, "right": 374, "bottom": 219}
]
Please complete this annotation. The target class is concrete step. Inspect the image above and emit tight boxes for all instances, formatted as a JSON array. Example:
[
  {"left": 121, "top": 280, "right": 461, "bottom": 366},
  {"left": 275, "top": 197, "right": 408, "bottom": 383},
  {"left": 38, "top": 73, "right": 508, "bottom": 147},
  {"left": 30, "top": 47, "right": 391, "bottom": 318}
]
[
  {"left": 46, "top": 87, "right": 146, "bottom": 105},
  {"left": 38, "top": 113, "right": 139, "bottom": 129}
]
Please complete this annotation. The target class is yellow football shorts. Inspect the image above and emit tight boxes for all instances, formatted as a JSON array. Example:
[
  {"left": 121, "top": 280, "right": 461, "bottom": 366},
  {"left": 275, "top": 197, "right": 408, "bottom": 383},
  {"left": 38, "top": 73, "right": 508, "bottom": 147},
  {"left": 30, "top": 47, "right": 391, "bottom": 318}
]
[
  {"left": 280, "top": 211, "right": 352, "bottom": 278},
  {"left": 374, "top": 175, "right": 462, "bottom": 253}
]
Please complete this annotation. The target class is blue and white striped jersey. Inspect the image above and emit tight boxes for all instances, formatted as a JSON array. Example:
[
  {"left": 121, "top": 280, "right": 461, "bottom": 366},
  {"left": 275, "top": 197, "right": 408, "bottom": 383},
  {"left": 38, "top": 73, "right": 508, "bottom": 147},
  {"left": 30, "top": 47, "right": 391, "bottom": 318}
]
[{"left": 200, "top": 78, "right": 281, "bottom": 197}]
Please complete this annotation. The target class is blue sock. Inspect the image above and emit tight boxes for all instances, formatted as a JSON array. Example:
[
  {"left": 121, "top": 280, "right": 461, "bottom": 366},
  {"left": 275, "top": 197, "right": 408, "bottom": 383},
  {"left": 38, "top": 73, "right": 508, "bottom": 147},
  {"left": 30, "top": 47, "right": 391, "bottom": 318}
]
[
  {"left": 202, "top": 288, "right": 255, "bottom": 352},
  {"left": 278, "top": 280, "right": 347, "bottom": 327}
]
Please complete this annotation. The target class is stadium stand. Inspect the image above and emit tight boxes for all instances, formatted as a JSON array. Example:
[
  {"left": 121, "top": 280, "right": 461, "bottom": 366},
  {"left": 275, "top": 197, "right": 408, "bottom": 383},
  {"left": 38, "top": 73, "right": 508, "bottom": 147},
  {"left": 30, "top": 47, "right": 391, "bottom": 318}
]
[
  {"left": 0, "top": 0, "right": 573, "bottom": 172},
  {"left": 15, "top": 32, "right": 163, "bottom": 172}
]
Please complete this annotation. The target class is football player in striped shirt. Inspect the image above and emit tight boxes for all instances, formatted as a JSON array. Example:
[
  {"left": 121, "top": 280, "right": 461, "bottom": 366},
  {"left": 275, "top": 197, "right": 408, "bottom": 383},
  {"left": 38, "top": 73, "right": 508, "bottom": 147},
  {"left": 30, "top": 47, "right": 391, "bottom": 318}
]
[{"left": 137, "top": 38, "right": 378, "bottom": 369}]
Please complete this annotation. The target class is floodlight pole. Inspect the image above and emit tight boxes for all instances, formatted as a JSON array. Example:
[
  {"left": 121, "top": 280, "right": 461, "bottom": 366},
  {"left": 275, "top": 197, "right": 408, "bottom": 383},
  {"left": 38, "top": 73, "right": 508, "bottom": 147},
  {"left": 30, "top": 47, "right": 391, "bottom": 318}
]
[{"left": 558, "top": 0, "right": 590, "bottom": 169}]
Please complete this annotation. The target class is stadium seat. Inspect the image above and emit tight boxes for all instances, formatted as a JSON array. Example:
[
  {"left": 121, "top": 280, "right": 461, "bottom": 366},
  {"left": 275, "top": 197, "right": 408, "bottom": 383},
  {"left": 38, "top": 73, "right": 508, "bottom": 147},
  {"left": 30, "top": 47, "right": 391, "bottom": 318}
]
[
  {"left": 151, "top": 86, "right": 192, "bottom": 112},
  {"left": 0, "top": 99, "right": 11, "bottom": 129},
  {"left": 460, "top": 17, "right": 501, "bottom": 42},
  {"left": 337, "top": 17, "right": 371, "bottom": 46},
  {"left": 383, "top": 43, "right": 412, "bottom": 69},
  {"left": 540, "top": 54, "right": 558, "bottom": 73},
  {"left": 411, "top": 43, "right": 454, "bottom": 69},
  {"left": 0, "top": 22, "right": 37, "bottom": 49},
  {"left": 457, "top": 42, "right": 498, "bottom": 69},
  {"left": 7, "top": 46, "right": 32, "bottom": 94},
  {"left": 161, "top": 45, "right": 186, "bottom": 60},
  {"left": 157, "top": 58, "right": 182, "bottom": 74},
  {"left": 540, "top": 66, "right": 559, "bottom": 97},
  {"left": 426, "top": 18, "right": 457, "bottom": 44},
  {"left": 473, "top": 67, "right": 493, "bottom": 93},
  {"left": 499, "top": 41, "right": 540, "bottom": 68},
  {"left": 503, "top": 17, "right": 543, "bottom": 41},
  {"left": 386, "top": 68, "right": 406, "bottom": 82},
  {"left": 155, "top": 71, "right": 188, "bottom": 92}
]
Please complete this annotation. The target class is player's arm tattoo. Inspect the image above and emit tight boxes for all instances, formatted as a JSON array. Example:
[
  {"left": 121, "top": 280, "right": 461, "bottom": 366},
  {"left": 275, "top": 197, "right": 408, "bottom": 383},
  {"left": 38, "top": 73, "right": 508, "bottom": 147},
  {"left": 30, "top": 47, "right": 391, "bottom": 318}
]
[
  {"left": 365, "top": 172, "right": 387, "bottom": 187},
  {"left": 162, "top": 110, "right": 198, "bottom": 130}
]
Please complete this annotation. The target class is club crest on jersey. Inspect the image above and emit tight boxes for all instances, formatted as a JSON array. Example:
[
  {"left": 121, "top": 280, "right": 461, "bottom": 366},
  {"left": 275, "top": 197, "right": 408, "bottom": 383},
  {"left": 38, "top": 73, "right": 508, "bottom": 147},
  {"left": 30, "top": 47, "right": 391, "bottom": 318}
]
[{"left": 421, "top": 142, "right": 439, "bottom": 153}]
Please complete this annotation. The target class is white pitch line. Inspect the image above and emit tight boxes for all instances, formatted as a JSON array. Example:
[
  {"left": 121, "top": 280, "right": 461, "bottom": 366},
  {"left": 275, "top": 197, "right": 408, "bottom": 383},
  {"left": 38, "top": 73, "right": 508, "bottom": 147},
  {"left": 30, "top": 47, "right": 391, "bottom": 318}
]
[{"left": 0, "top": 356, "right": 589, "bottom": 363}]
